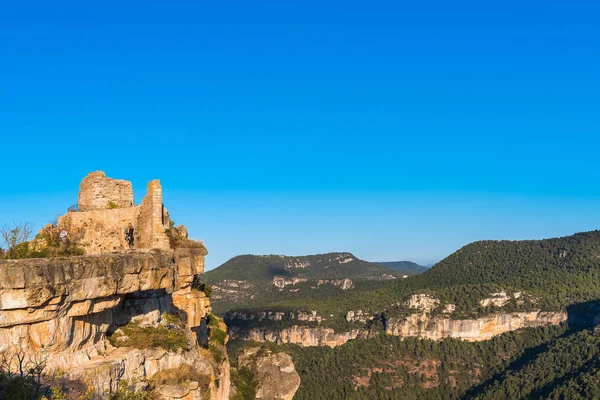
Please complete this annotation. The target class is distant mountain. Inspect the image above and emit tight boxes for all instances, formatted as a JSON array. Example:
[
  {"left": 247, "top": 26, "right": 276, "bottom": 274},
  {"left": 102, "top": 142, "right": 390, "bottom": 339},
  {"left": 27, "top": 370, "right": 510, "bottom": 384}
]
[
  {"left": 221, "top": 230, "right": 600, "bottom": 329},
  {"left": 200, "top": 252, "right": 400, "bottom": 314},
  {"left": 204, "top": 252, "right": 401, "bottom": 283},
  {"left": 374, "top": 261, "right": 428, "bottom": 275}
]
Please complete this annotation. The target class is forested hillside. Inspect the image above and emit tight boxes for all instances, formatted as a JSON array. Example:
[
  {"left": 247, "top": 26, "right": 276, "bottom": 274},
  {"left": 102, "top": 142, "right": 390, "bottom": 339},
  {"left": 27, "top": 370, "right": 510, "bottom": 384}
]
[
  {"left": 201, "top": 253, "right": 401, "bottom": 315},
  {"left": 204, "top": 253, "right": 401, "bottom": 282},
  {"left": 230, "top": 324, "right": 586, "bottom": 399},
  {"left": 471, "top": 326, "right": 600, "bottom": 399},
  {"left": 228, "top": 231, "right": 600, "bottom": 328},
  {"left": 223, "top": 231, "right": 600, "bottom": 398},
  {"left": 374, "top": 261, "right": 429, "bottom": 275}
]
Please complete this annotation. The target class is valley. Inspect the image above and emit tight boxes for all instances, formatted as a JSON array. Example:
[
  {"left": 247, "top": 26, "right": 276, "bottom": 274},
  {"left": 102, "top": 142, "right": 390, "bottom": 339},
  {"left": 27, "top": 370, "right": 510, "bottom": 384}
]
[{"left": 208, "top": 230, "right": 600, "bottom": 399}]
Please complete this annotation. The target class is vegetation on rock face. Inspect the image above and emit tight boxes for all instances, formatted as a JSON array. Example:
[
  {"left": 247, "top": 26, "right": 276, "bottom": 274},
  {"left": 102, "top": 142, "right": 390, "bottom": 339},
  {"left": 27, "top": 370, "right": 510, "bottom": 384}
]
[
  {"left": 149, "top": 365, "right": 211, "bottom": 392},
  {"left": 0, "top": 221, "right": 34, "bottom": 259},
  {"left": 0, "top": 222, "right": 85, "bottom": 259},
  {"left": 0, "top": 372, "right": 43, "bottom": 400},
  {"left": 108, "top": 317, "right": 189, "bottom": 352},
  {"left": 206, "top": 314, "right": 228, "bottom": 363},
  {"left": 165, "top": 222, "right": 208, "bottom": 253},
  {"left": 229, "top": 367, "right": 256, "bottom": 400},
  {"left": 106, "top": 381, "right": 151, "bottom": 400},
  {"left": 192, "top": 276, "right": 213, "bottom": 298},
  {"left": 0, "top": 361, "right": 94, "bottom": 400}
]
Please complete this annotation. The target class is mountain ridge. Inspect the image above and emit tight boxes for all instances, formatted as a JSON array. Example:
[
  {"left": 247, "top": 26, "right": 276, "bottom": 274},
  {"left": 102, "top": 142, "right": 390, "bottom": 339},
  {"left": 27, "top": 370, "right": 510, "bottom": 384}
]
[{"left": 374, "top": 261, "right": 429, "bottom": 275}]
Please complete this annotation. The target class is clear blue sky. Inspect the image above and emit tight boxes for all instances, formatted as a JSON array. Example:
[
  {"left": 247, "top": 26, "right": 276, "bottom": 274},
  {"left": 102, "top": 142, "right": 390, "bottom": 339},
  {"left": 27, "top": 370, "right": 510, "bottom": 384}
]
[{"left": 1, "top": 1, "right": 599, "bottom": 269}]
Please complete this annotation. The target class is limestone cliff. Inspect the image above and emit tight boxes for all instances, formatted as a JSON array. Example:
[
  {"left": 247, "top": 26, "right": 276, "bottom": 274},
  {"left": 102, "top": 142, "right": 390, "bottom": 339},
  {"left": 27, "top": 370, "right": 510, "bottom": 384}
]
[
  {"left": 0, "top": 249, "right": 229, "bottom": 399},
  {"left": 238, "top": 347, "right": 301, "bottom": 400},
  {"left": 385, "top": 310, "right": 567, "bottom": 341},
  {"left": 229, "top": 309, "right": 567, "bottom": 348},
  {"left": 230, "top": 325, "right": 369, "bottom": 347}
]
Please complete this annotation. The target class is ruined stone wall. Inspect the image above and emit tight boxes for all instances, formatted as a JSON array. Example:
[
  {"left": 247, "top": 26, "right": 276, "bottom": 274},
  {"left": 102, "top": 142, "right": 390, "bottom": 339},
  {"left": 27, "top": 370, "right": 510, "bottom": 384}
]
[
  {"left": 78, "top": 171, "right": 134, "bottom": 212},
  {"left": 58, "top": 206, "right": 140, "bottom": 254},
  {"left": 57, "top": 172, "right": 175, "bottom": 254},
  {"left": 137, "top": 180, "right": 170, "bottom": 251}
]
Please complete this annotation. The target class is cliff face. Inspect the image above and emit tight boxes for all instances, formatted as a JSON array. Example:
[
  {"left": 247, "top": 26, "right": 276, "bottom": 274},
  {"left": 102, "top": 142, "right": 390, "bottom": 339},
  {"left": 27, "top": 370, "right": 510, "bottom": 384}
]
[
  {"left": 385, "top": 311, "right": 567, "bottom": 341},
  {"left": 238, "top": 347, "right": 301, "bottom": 400},
  {"left": 0, "top": 249, "right": 229, "bottom": 399},
  {"left": 231, "top": 325, "right": 368, "bottom": 347},
  {"left": 229, "top": 310, "right": 567, "bottom": 348}
]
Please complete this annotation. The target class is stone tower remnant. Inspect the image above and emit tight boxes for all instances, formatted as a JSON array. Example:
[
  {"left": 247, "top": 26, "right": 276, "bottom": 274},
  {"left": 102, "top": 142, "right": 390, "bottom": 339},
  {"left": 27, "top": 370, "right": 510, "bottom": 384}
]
[
  {"left": 78, "top": 171, "right": 134, "bottom": 211},
  {"left": 58, "top": 171, "right": 176, "bottom": 254}
]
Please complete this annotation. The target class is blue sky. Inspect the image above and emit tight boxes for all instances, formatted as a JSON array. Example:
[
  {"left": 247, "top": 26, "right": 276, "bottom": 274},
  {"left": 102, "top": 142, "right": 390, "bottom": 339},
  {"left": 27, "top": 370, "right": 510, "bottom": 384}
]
[{"left": 1, "top": 1, "right": 599, "bottom": 269}]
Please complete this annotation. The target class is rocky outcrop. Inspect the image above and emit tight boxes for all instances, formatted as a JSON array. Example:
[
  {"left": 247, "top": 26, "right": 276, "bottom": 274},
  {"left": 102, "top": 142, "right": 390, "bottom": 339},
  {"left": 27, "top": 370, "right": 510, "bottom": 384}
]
[
  {"left": 386, "top": 311, "right": 567, "bottom": 341},
  {"left": 230, "top": 326, "right": 368, "bottom": 347},
  {"left": 406, "top": 294, "right": 439, "bottom": 311},
  {"left": 0, "top": 248, "right": 228, "bottom": 399},
  {"left": 317, "top": 278, "right": 353, "bottom": 289},
  {"left": 346, "top": 310, "right": 374, "bottom": 323},
  {"left": 272, "top": 276, "right": 307, "bottom": 289},
  {"left": 479, "top": 291, "right": 524, "bottom": 307},
  {"left": 66, "top": 346, "right": 229, "bottom": 400},
  {"left": 238, "top": 347, "right": 300, "bottom": 400},
  {"left": 225, "top": 310, "right": 326, "bottom": 324}
]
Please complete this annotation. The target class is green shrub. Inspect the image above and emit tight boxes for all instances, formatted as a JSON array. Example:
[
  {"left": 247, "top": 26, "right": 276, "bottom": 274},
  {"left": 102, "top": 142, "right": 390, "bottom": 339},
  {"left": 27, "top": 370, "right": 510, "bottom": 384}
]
[
  {"left": 230, "top": 367, "right": 256, "bottom": 400},
  {"left": 149, "top": 365, "right": 210, "bottom": 390},
  {"left": 207, "top": 314, "right": 227, "bottom": 346},
  {"left": 209, "top": 328, "right": 227, "bottom": 346},
  {"left": 106, "top": 381, "right": 150, "bottom": 400},
  {"left": 209, "top": 346, "right": 223, "bottom": 363},
  {"left": 192, "top": 277, "right": 213, "bottom": 298},
  {"left": 0, "top": 372, "right": 40, "bottom": 400},
  {"left": 109, "top": 321, "right": 189, "bottom": 352}
]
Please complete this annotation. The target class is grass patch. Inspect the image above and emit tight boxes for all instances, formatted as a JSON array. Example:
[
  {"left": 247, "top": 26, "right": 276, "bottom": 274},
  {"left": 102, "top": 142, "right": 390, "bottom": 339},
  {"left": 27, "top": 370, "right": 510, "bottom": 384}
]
[
  {"left": 109, "top": 320, "right": 189, "bottom": 352},
  {"left": 209, "top": 346, "right": 223, "bottom": 363},
  {"left": 207, "top": 314, "right": 228, "bottom": 346},
  {"left": 149, "top": 365, "right": 211, "bottom": 389}
]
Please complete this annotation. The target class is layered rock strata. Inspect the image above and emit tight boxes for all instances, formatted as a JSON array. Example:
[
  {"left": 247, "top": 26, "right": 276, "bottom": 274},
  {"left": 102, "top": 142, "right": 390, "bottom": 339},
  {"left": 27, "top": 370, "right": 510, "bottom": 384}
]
[
  {"left": 0, "top": 248, "right": 228, "bottom": 399},
  {"left": 230, "top": 326, "right": 368, "bottom": 347},
  {"left": 386, "top": 311, "right": 567, "bottom": 341},
  {"left": 238, "top": 347, "right": 300, "bottom": 400}
]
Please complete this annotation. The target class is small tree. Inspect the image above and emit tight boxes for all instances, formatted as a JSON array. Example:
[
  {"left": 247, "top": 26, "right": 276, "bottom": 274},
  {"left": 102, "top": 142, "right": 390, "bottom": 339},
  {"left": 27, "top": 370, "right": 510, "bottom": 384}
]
[{"left": 0, "top": 222, "right": 34, "bottom": 259}]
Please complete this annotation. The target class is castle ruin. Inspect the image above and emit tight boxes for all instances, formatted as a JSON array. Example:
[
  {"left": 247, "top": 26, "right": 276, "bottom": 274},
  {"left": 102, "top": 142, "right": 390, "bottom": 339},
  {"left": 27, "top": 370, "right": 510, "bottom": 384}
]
[{"left": 58, "top": 171, "right": 174, "bottom": 254}]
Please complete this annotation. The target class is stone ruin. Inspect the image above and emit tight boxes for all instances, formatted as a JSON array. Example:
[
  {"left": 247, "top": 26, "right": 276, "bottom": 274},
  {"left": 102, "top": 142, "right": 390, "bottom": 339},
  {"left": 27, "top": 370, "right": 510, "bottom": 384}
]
[
  {"left": 57, "top": 171, "right": 180, "bottom": 254},
  {"left": 0, "top": 171, "right": 226, "bottom": 398}
]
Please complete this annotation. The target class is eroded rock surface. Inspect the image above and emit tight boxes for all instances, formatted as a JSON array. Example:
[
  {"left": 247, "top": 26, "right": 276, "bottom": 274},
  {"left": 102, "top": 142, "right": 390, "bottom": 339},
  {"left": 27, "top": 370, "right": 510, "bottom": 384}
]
[
  {"left": 238, "top": 347, "right": 300, "bottom": 400},
  {"left": 0, "top": 249, "right": 228, "bottom": 399},
  {"left": 231, "top": 325, "right": 368, "bottom": 347},
  {"left": 386, "top": 310, "right": 567, "bottom": 341}
]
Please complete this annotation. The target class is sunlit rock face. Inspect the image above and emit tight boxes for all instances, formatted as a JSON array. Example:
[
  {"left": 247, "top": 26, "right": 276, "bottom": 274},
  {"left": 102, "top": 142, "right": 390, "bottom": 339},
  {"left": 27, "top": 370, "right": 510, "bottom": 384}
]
[
  {"left": 230, "top": 325, "right": 369, "bottom": 347},
  {"left": 238, "top": 346, "right": 301, "bottom": 400},
  {"left": 386, "top": 311, "right": 567, "bottom": 341},
  {"left": 0, "top": 249, "right": 229, "bottom": 399}
]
